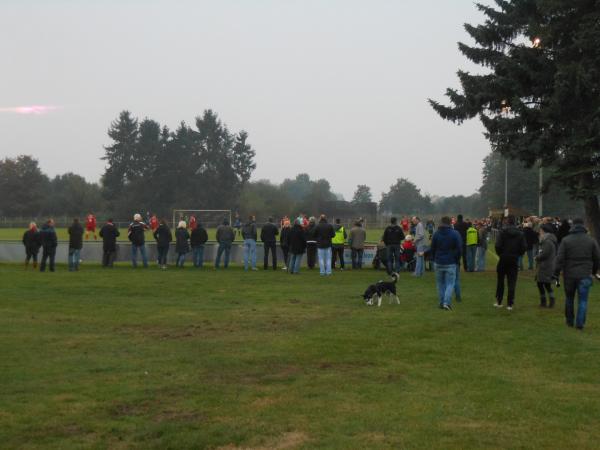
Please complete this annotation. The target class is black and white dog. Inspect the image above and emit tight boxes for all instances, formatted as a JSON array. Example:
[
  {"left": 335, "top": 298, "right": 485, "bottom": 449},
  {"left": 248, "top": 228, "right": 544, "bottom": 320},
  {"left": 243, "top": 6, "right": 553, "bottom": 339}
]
[{"left": 362, "top": 273, "right": 400, "bottom": 307}]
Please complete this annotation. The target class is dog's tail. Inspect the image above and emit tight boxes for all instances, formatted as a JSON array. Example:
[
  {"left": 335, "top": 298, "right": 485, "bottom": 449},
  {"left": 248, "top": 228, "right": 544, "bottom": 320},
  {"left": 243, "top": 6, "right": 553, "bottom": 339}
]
[{"left": 391, "top": 272, "right": 399, "bottom": 283}]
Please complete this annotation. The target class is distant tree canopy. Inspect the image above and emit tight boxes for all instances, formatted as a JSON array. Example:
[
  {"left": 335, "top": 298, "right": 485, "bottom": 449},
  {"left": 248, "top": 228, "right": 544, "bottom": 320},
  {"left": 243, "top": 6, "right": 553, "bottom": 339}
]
[
  {"left": 352, "top": 185, "right": 373, "bottom": 204},
  {"left": 379, "top": 178, "right": 433, "bottom": 216}
]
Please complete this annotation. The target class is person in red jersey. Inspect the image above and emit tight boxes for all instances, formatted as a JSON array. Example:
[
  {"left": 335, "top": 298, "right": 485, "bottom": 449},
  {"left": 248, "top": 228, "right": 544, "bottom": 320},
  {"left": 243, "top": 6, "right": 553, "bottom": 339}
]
[
  {"left": 189, "top": 215, "right": 198, "bottom": 231},
  {"left": 85, "top": 213, "right": 97, "bottom": 240},
  {"left": 149, "top": 214, "right": 159, "bottom": 232},
  {"left": 401, "top": 217, "right": 410, "bottom": 234}
]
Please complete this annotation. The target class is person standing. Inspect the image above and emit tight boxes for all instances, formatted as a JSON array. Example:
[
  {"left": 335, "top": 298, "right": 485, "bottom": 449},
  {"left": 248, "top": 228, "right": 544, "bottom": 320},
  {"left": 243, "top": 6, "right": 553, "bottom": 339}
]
[
  {"left": 149, "top": 214, "right": 159, "bottom": 233},
  {"left": 331, "top": 218, "right": 347, "bottom": 271},
  {"left": 305, "top": 217, "right": 317, "bottom": 270},
  {"left": 215, "top": 219, "right": 235, "bottom": 269},
  {"left": 260, "top": 217, "right": 279, "bottom": 270},
  {"left": 153, "top": 219, "right": 172, "bottom": 269},
  {"left": 99, "top": 218, "right": 120, "bottom": 267},
  {"left": 22, "top": 222, "right": 42, "bottom": 269},
  {"left": 413, "top": 216, "right": 426, "bottom": 277},
  {"left": 241, "top": 215, "right": 258, "bottom": 271},
  {"left": 523, "top": 222, "right": 538, "bottom": 270},
  {"left": 401, "top": 216, "right": 410, "bottom": 235},
  {"left": 68, "top": 218, "right": 84, "bottom": 271},
  {"left": 314, "top": 214, "right": 335, "bottom": 276},
  {"left": 426, "top": 218, "right": 436, "bottom": 240},
  {"left": 476, "top": 222, "right": 489, "bottom": 272},
  {"left": 128, "top": 213, "right": 149, "bottom": 268},
  {"left": 288, "top": 219, "right": 307, "bottom": 274},
  {"left": 535, "top": 224, "right": 558, "bottom": 308},
  {"left": 494, "top": 216, "right": 527, "bottom": 310},
  {"left": 430, "top": 216, "right": 462, "bottom": 310},
  {"left": 348, "top": 221, "right": 366, "bottom": 269},
  {"left": 190, "top": 221, "right": 208, "bottom": 268},
  {"left": 174, "top": 221, "right": 190, "bottom": 268},
  {"left": 554, "top": 218, "right": 600, "bottom": 330},
  {"left": 39, "top": 219, "right": 58, "bottom": 272},
  {"left": 465, "top": 222, "right": 478, "bottom": 272},
  {"left": 85, "top": 212, "right": 97, "bottom": 240},
  {"left": 382, "top": 217, "right": 405, "bottom": 275},
  {"left": 453, "top": 215, "right": 469, "bottom": 271},
  {"left": 280, "top": 219, "right": 292, "bottom": 270}
]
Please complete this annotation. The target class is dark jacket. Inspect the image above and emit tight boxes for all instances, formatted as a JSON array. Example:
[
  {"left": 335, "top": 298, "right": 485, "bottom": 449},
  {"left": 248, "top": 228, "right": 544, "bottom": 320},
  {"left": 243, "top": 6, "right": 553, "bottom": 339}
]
[
  {"left": 242, "top": 221, "right": 257, "bottom": 240},
  {"left": 555, "top": 225, "right": 600, "bottom": 280},
  {"left": 536, "top": 232, "right": 557, "bottom": 283},
  {"left": 260, "top": 222, "right": 279, "bottom": 243},
  {"left": 523, "top": 227, "right": 538, "bottom": 250},
  {"left": 68, "top": 222, "right": 84, "bottom": 249},
  {"left": 190, "top": 226, "right": 208, "bottom": 248},
  {"left": 430, "top": 225, "right": 462, "bottom": 265},
  {"left": 175, "top": 228, "right": 190, "bottom": 254},
  {"left": 128, "top": 221, "right": 147, "bottom": 246},
  {"left": 382, "top": 224, "right": 405, "bottom": 246},
  {"left": 280, "top": 226, "right": 291, "bottom": 248},
  {"left": 305, "top": 223, "right": 317, "bottom": 244},
  {"left": 40, "top": 224, "right": 57, "bottom": 250},
  {"left": 216, "top": 224, "right": 235, "bottom": 244},
  {"left": 453, "top": 219, "right": 469, "bottom": 245},
  {"left": 153, "top": 224, "right": 172, "bottom": 248},
  {"left": 289, "top": 224, "right": 307, "bottom": 254},
  {"left": 22, "top": 229, "right": 42, "bottom": 254},
  {"left": 556, "top": 221, "right": 571, "bottom": 244},
  {"left": 99, "top": 223, "right": 120, "bottom": 252},
  {"left": 314, "top": 219, "right": 335, "bottom": 249},
  {"left": 495, "top": 226, "right": 527, "bottom": 262}
]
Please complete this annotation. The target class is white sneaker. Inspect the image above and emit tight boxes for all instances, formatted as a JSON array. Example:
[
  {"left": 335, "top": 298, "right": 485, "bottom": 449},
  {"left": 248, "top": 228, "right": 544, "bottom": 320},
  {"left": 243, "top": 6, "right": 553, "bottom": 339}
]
[
  {"left": 507, "top": 306, "right": 513, "bottom": 311},
  {"left": 493, "top": 303, "right": 503, "bottom": 308},
  {"left": 282, "top": 266, "right": 287, "bottom": 270}
]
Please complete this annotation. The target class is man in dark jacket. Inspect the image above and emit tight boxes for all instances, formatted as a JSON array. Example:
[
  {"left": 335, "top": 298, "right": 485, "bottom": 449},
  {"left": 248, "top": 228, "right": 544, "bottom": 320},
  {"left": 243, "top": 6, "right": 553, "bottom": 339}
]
[
  {"left": 128, "top": 213, "right": 148, "bottom": 268},
  {"left": 522, "top": 222, "right": 538, "bottom": 270},
  {"left": 280, "top": 219, "right": 292, "bottom": 270},
  {"left": 453, "top": 214, "right": 469, "bottom": 271},
  {"left": 314, "top": 214, "right": 335, "bottom": 276},
  {"left": 260, "top": 217, "right": 279, "bottom": 270},
  {"left": 68, "top": 218, "right": 84, "bottom": 271},
  {"left": 430, "top": 216, "right": 462, "bottom": 310},
  {"left": 382, "top": 217, "right": 405, "bottom": 275},
  {"left": 242, "top": 215, "right": 258, "bottom": 271},
  {"left": 191, "top": 221, "right": 209, "bottom": 268},
  {"left": 40, "top": 219, "right": 58, "bottom": 272},
  {"left": 153, "top": 220, "right": 173, "bottom": 269},
  {"left": 305, "top": 217, "right": 317, "bottom": 269},
  {"left": 494, "top": 216, "right": 527, "bottom": 310},
  {"left": 554, "top": 218, "right": 600, "bottom": 330},
  {"left": 288, "top": 219, "right": 307, "bottom": 274},
  {"left": 215, "top": 219, "right": 235, "bottom": 269},
  {"left": 99, "top": 218, "right": 120, "bottom": 267},
  {"left": 22, "top": 222, "right": 42, "bottom": 269}
]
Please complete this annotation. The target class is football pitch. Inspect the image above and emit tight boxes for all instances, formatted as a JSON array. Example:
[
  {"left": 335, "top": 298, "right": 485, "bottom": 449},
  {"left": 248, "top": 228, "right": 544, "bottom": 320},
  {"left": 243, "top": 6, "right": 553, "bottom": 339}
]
[{"left": 1, "top": 263, "right": 599, "bottom": 449}]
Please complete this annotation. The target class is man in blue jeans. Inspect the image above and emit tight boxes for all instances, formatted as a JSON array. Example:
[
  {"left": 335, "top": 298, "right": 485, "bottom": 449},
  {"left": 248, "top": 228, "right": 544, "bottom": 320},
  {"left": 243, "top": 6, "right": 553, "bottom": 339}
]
[
  {"left": 430, "top": 216, "right": 462, "bottom": 311},
  {"left": 128, "top": 214, "right": 148, "bottom": 268},
  {"left": 554, "top": 218, "right": 600, "bottom": 330},
  {"left": 382, "top": 217, "right": 405, "bottom": 275},
  {"left": 241, "top": 215, "right": 258, "bottom": 271},
  {"left": 314, "top": 214, "right": 335, "bottom": 276},
  {"left": 215, "top": 219, "right": 235, "bottom": 269}
]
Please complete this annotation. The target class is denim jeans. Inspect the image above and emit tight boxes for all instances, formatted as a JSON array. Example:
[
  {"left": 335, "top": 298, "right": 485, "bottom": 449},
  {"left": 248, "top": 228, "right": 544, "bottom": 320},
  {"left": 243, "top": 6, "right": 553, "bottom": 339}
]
[
  {"left": 243, "top": 239, "right": 257, "bottom": 270},
  {"left": 289, "top": 253, "right": 303, "bottom": 274},
  {"left": 564, "top": 277, "right": 592, "bottom": 328},
  {"left": 215, "top": 242, "right": 231, "bottom": 268},
  {"left": 40, "top": 247, "right": 56, "bottom": 272},
  {"left": 476, "top": 247, "right": 486, "bottom": 271},
  {"left": 192, "top": 245, "right": 205, "bottom": 267},
  {"left": 454, "top": 263, "right": 462, "bottom": 300},
  {"left": 466, "top": 245, "right": 477, "bottom": 272},
  {"left": 68, "top": 248, "right": 81, "bottom": 271},
  {"left": 387, "top": 244, "right": 401, "bottom": 274},
  {"left": 351, "top": 248, "right": 364, "bottom": 269},
  {"left": 131, "top": 244, "right": 148, "bottom": 268},
  {"left": 157, "top": 245, "right": 169, "bottom": 266},
  {"left": 176, "top": 253, "right": 186, "bottom": 267},
  {"left": 526, "top": 249, "right": 534, "bottom": 270},
  {"left": 435, "top": 263, "right": 456, "bottom": 307},
  {"left": 317, "top": 247, "right": 332, "bottom": 275},
  {"left": 414, "top": 245, "right": 425, "bottom": 277}
]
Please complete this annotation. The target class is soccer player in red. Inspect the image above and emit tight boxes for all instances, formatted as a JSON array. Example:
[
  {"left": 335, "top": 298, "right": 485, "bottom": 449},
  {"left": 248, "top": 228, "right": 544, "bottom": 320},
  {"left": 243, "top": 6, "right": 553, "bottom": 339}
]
[
  {"left": 85, "top": 213, "right": 97, "bottom": 240},
  {"left": 149, "top": 214, "right": 159, "bottom": 232},
  {"left": 401, "top": 217, "right": 410, "bottom": 234},
  {"left": 189, "top": 215, "right": 198, "bottom": 231}
]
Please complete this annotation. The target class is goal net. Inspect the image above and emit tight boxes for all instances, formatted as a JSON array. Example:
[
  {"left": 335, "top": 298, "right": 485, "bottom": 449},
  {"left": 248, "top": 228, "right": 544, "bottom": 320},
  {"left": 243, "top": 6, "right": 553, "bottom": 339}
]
[{"left": 172, "top": 209, "right": 232, "bottom": 230}]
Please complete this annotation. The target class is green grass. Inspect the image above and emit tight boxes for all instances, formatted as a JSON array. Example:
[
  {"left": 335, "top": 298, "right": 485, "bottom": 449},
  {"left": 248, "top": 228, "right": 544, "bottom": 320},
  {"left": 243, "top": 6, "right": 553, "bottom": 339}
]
[{"left": 1, "top": 261, "right": 599, "bottom": 449}]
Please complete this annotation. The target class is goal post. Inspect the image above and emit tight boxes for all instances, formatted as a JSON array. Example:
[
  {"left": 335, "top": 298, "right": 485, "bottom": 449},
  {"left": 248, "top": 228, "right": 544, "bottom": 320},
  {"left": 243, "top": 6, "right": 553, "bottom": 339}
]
[{"left": 172, "top": 209, "right": 232, "bottom": 230}]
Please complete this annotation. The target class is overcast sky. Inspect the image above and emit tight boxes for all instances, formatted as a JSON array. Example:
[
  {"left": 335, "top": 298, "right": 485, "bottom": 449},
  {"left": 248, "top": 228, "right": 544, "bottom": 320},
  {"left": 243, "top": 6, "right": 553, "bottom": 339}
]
[{"left": 1, "top": 0, "right": 492, "bottom": 201}]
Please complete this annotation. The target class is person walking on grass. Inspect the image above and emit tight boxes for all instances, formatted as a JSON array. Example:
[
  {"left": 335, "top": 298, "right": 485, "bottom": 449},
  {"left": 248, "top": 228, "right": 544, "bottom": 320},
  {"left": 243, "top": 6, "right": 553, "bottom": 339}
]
[
  {"left": 175, "top": 221, "right": 190, "bottom": 268},
  {"left": 315, "top": 214, "right": 335, "bottom": 276},
  {"left": 215, "top": 219, "right": 235, "bottom": 269},
  {"left": 383, "top": 217, "right": 405, "bottom": 275},
  {"left": 305, "top": 217, "right": 317, "bottom": 270},
  {"left": 413, "top": 216, "right": 426, "bottom": 277},
  {"left": 128, "top": 214, "right": 149, "bottom": 268},
  {"left": 288, "top": 219, "right": 307, "bottom": 274},
  {"left": 349, "top": 220, "right": 366, "bottom": 269},
  {"left": 153, "top": 219, "right": 172, "bottom": 270},
  {"left": 68, "top": 218, "right": 84, "bottom": 271},
  {"left": 22, "top": 222, "right": 41, "bottom": 269},
  {"left": 554, "top": 218, "right": 600, "bottom": 331},
  {"left": 280, "top": 219, "right": 292, "bottom": 270},
  {"left": 430, "top": 216, "right": 462, "bottom": 311},
  {"left": 190, "top": 220, "right": 208, "bottom": 268},
  {"left": 476, "top": 221, "right": 488, "bottom": 272},
  {"left": 465, "top": 221, "right": 478, "bottom": 272},
  {"left": 535, "top": 224, "right": 558, "bottom": 308},
  {"left": 494, "top": 216, "right": 527, "bottom": 311},
  {"left": 40, "top": 219, "right": 57, "bottom": 272},
  {"left": 332, "top": 218, "right": 347, "bottom": 271},
  {"left": 260, "top": 217, "right": 279, "bottom": 270},
  {"left": 99, "top": 218, "right": 120, "bottom": 267},
  {"left": 523, "top": 221, "right": 538, "bottom": 270},
  {"left": 242, "top": 215, "right": 258, "bottom": 271}
]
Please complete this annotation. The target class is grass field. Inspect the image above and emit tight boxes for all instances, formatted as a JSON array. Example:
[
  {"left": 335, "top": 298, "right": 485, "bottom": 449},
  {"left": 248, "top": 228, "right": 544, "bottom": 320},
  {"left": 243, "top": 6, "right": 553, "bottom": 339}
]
[{"left": 1, "top": 261, "right": 599, "bottom": 449}]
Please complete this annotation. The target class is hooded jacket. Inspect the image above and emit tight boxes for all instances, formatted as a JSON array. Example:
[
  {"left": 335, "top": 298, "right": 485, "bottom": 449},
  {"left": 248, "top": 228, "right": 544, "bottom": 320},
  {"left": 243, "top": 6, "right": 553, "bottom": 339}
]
[
  {"left": 216, "top": 224, "right": 235, "bottom": 244},
  {"left": 99, "top": 223, "right": 120, "bottom": 252},
  {"left": 190, "top": 226, "right": 208, "bottom": 248},
  {"left": 555, "top": 224, "right": 600, "bottom": 280},
  {"left": 536, "top": 232, "right": 557, "bottom": 283},
  {"left": 153, "top": 224, "right": 172, "bottom": 248},
  {"left": 22, "top": 229, "right": 42, "bottom": 254},
  {"left": 289, "top": 223, "right": 307, "bottom": 254},
  {"left": 68, "top": 222, "right": 84, "bottom": 249},
  {"left": 40, "top": 223, "right": 57, "bottom": 250},
  {"left": 430, "top": 225, "right": 462, "bottom": 266},
  {"left": 314, "top": 219, "right": 335, "bottom": 249},
  {"left": 495, "top": 226, "right": 527, "bottom": 262},
  {"left": 382, "top": 224, "right": 405, "bottom": 246}
]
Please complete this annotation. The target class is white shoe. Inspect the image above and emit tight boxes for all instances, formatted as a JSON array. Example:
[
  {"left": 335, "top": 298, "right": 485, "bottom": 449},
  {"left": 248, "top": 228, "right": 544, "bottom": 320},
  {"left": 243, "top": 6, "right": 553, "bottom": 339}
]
[
  {"left": 282, "top": 266, "right": 287, "bottom": 270},
  {"left": 507, "top": 306, "right": 513, "bottom": 311},
  {"left": 493, "top": 303, "right": 503, "bottom": 308}
]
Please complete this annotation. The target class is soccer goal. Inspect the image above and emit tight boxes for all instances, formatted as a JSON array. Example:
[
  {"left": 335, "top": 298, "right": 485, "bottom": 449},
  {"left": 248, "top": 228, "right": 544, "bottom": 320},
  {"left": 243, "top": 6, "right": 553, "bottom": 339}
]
[{"left": 172, "top": 209, "right": 232, "bottom": 230}]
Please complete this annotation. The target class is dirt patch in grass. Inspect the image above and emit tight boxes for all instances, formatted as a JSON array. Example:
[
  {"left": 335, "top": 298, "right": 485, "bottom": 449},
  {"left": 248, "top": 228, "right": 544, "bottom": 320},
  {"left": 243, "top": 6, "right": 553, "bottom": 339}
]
[
  {"left": 153, "top": 408, "right": 204, "bottom": 423},
  {"left": 217, "top": 431, "right": 309, "bottom": 450}
]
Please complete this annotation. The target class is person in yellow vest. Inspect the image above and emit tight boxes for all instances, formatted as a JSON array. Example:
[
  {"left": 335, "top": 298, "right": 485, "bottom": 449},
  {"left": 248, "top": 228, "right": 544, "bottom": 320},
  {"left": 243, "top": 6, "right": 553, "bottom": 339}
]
[
  {"left": 466, "top": 220, "right": 479, "bottom": 272},
  {"left": 332, "top": 218, "right": 347, "bottom": 270}
]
